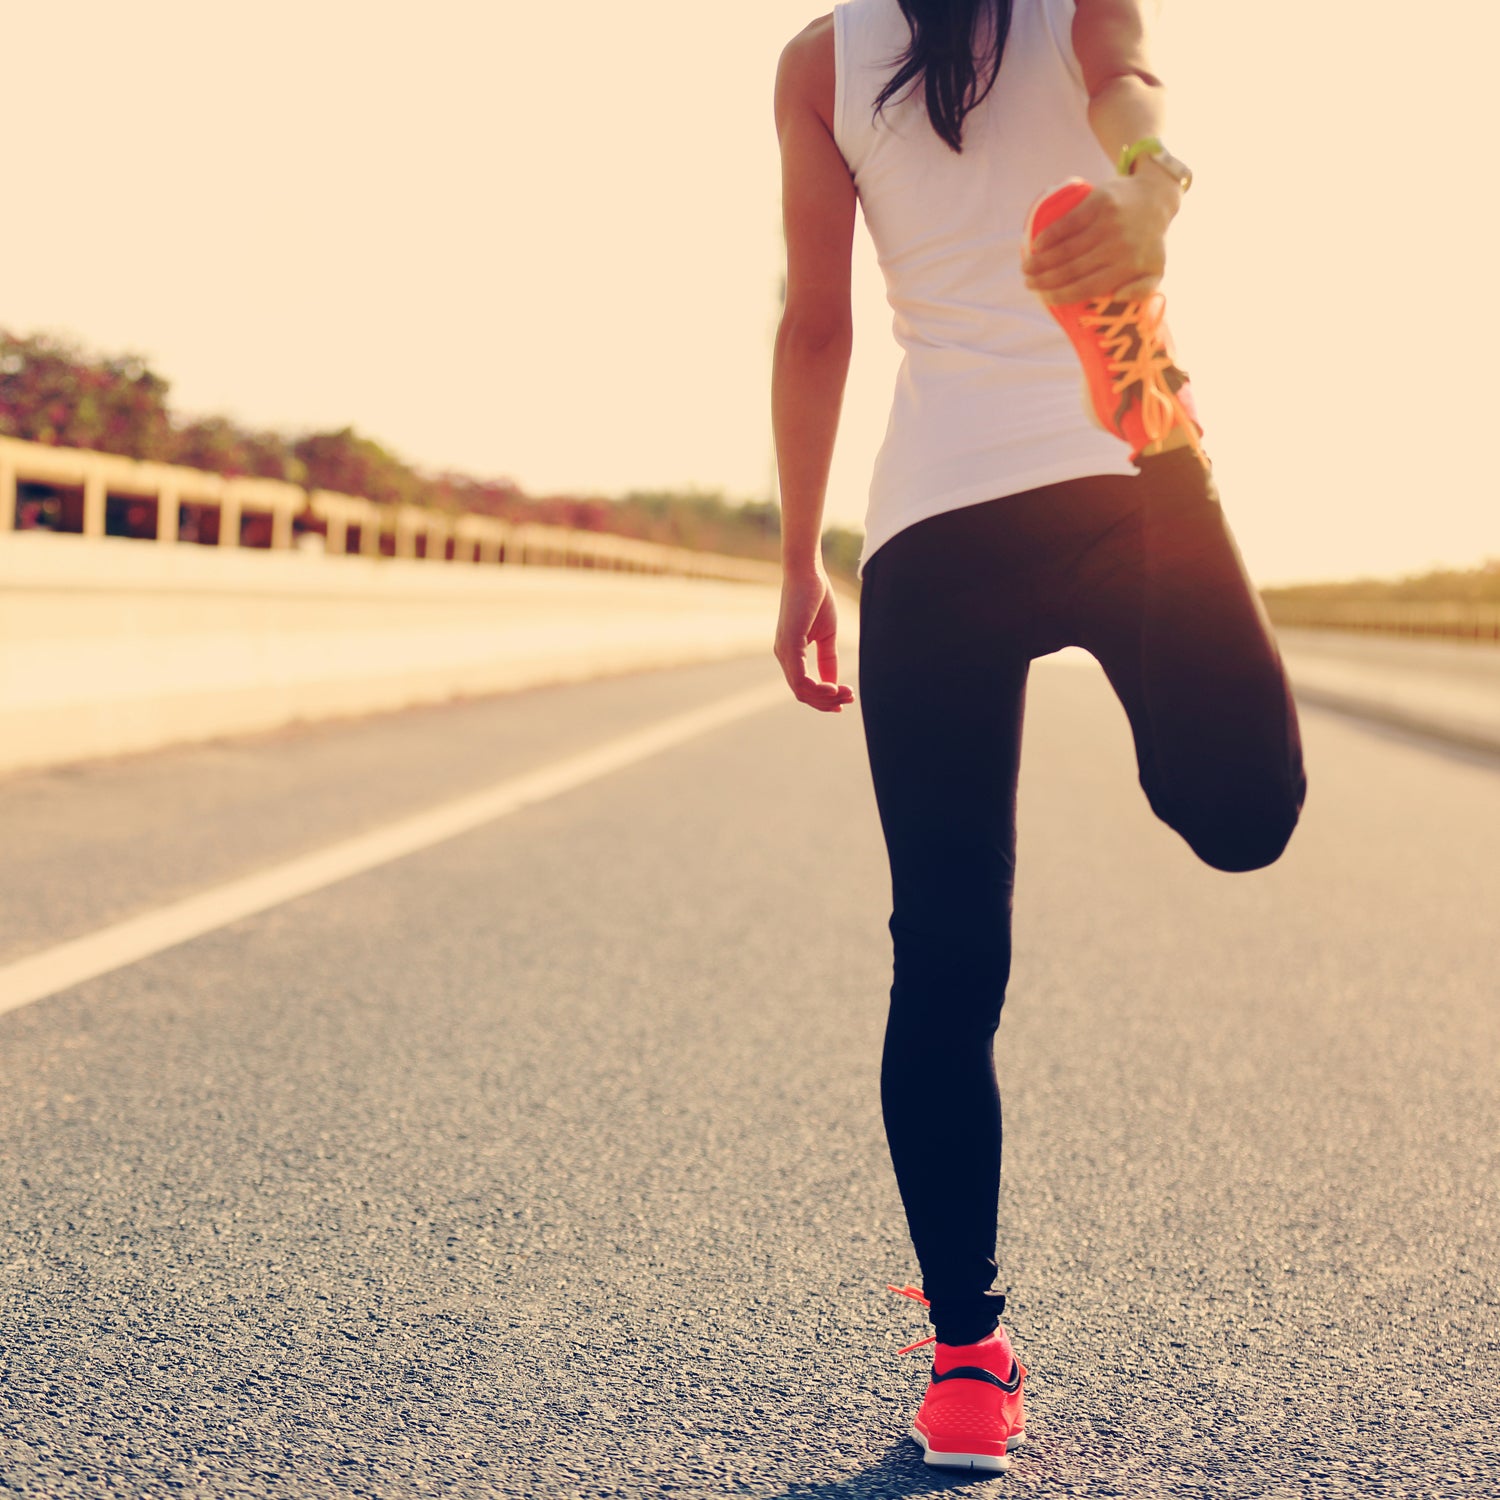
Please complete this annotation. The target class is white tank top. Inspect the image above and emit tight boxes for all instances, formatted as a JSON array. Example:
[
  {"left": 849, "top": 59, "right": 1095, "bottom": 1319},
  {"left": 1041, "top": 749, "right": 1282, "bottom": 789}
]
[{"left": 833, "top": 0, "right": 1139, "bottom": 577}]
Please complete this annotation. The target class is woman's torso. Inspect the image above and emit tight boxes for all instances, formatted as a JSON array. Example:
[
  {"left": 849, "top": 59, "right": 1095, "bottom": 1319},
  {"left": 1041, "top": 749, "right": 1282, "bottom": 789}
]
[{"left": 833, "top": 0, "right": 1138, "bottom": 577}]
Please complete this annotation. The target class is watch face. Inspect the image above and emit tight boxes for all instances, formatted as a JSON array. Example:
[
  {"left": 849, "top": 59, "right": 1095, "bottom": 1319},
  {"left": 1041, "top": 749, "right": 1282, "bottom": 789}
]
[{"left": 1153, "top": 149, "right": 1193, "bottom": 191}]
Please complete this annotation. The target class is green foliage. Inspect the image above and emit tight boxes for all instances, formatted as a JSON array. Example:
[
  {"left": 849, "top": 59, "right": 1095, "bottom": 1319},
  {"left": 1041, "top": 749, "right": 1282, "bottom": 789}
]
[
  {"left": 613, "top": 487, "right": 778, "bottom": 560},
  {"left": 1260, "top": 560, "right": 1500, "bottom": 607},
  {"left": 426, "top": 471, "right": 528, "bottom": 520},
  {"left": 820, "top": 525, "right": 863, "bottom": 584},
  {"left": 292, "top": 428, "right": 424, "bottom": 510},
  {"left": 1, "top": 329, "right": 174, "bottom": 459},
  {"left": 173, "top": 415, "right": 306, "bottom": 484}
]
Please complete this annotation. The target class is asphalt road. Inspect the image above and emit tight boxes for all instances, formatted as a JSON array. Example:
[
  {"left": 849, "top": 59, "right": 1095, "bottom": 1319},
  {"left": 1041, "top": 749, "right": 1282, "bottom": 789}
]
[
  {"left": 1277, "top": 628, "right": 1500, "bottom": 758},
  {"left": 1, "top": 653, "right": 1495, "bottom": 1499}
]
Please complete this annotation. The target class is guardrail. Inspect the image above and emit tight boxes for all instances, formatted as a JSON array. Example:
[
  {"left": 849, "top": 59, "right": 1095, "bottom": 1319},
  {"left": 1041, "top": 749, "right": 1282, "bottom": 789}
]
[
  {"left": 1263, "top": 598, "right": 1500, "bottom": 643},
  {"left": 0, "top": 435, "right": 781, "bottom": 586}
]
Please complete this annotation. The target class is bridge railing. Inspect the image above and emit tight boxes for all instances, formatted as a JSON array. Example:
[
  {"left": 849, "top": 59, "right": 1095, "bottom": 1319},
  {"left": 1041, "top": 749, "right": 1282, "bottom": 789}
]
[
  {"left": 0, "top": 435, "right": 781, "bottom": 586},
  {"left": 1264, "top": 598, "right": 1500, "bottom": 643}
]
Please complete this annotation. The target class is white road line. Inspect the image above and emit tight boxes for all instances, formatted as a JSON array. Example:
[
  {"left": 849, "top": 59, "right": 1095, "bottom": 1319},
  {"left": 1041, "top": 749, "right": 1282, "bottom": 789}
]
[{"left": 0, "top": 678, "right": 791, "bottom": 1017}]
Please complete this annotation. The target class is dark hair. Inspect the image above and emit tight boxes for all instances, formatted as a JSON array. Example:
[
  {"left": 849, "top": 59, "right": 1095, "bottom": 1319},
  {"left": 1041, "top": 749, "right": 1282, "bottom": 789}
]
[{"left": 871, "top": 0, "right": 1013, "bottom": 154}]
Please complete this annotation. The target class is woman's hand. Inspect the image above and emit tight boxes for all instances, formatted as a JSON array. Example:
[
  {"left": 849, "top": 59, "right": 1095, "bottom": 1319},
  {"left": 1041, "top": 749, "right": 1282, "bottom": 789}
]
[
  {"left": 1022, "top": 168, "right": 1181, "bottom": 304},
  {"left": 774, "top": 566, "right": 856, "bottom": 712}
]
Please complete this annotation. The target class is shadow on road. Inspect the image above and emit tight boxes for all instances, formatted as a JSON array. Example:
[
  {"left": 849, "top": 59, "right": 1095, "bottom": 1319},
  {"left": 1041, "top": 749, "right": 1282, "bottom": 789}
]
[
  {"left": 1295, "top": 689, "right": 1500, "bottom": 772},
  {"left": 760, "top": 1437, "right": 1016, "bottom": 1498}
]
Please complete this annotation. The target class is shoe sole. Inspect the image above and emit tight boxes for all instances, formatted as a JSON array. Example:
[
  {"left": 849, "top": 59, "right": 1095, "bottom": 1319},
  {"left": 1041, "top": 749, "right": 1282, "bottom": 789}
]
[
  {"left": 1023, "top": 179, "right": 1121, "bottom": 442},
  {"left": 910, "top": 1425, "right": 1025, "bottom": 1472},
  {"left": 1024, "top": 178, "right": 1206, "bottom": 466}
]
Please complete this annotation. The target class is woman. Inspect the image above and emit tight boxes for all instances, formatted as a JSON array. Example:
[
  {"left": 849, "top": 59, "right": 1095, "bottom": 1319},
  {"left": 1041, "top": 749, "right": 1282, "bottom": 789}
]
[{"left": 770, "top": 0, "right": 1307, "bottom": 1473}]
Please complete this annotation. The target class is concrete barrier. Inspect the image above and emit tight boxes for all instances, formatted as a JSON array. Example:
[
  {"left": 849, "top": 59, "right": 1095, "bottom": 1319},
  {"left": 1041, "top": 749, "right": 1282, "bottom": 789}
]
[
  {"left": 0, "top": 531, "right": 784, "bottom": 776},
  {"left": 1265, "top": 598, "right": 1500, "bottom": 643},
  {"left": 0, "top": 434, "right": 783, "bottom": 584}
]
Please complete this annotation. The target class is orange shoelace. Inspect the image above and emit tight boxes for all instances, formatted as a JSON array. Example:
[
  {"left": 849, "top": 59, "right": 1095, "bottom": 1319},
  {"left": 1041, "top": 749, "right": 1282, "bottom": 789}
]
[
  {"left": 887, "top": 1283, "right": 937, "bottom": 1354},
  {"left": 1077, "top": 296, "right": 1209, "bottom": 468}
]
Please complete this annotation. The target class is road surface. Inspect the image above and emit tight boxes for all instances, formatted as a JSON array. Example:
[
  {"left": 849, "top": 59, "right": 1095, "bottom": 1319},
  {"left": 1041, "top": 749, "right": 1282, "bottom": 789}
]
[{"left": 1, "top": 653, "right": 1495, "bottom": 1498}]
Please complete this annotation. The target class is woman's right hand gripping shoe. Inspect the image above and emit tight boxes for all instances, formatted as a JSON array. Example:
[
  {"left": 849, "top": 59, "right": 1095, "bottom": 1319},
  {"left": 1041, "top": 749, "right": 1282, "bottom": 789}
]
[
  {"left": 910, "top": 1326, "right": 1028, "bottom": 1473},
  {"left": 1024, "top": 177, "right": 1207, "bottom": 468}
]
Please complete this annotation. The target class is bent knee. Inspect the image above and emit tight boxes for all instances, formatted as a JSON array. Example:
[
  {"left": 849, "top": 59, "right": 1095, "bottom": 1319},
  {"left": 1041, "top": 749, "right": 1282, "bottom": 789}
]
[{"left": 1179, "top": 800, "right": 1302, "bottom": 872}]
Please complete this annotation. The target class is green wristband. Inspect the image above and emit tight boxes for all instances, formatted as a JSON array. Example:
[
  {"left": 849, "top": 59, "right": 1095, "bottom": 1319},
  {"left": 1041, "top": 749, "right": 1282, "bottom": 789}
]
[{"left": 1117, "top": 136, "right": 1164, "bottom": 177}]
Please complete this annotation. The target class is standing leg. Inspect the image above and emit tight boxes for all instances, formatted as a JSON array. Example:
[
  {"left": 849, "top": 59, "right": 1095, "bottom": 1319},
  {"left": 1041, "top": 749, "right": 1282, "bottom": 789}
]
[
  {"left": 1080, "top": 448, "right": 1308, "bottom": 871},
  {"left": 857, "top": 501, "right": 1037, "bottom": 1348}
]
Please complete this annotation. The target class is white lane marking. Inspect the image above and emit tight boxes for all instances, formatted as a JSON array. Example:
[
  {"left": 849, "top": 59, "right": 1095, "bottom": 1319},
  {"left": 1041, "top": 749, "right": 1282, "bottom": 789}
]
[{"left": 0, "top": 678, "right": 791, "bottom": 1017}]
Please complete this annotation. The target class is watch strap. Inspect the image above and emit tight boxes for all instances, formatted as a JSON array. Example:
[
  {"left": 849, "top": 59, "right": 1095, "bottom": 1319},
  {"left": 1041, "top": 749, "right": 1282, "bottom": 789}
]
[
  {"left": 1117, "top": 136, "right": 1192, "bottom": 192},
  {"left": 1116, "top": 135, "right": 1163, "bottom": 177}
]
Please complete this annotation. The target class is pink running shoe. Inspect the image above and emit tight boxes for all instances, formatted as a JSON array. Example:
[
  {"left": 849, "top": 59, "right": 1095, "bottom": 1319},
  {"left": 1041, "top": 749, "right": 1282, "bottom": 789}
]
[
  {"left": 1024, "top": 177, "right": 1207, "bottom": 467},
  {"left": 889, "top": 1284, "right": 1028, "bottom": 1472}
]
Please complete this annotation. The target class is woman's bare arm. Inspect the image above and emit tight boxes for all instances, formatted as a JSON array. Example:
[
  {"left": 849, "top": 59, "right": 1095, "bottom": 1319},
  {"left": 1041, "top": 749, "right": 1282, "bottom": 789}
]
[
  {"left": 771, "top": 17, "right": 857, "bottom": 712},
  {"left": 1022, "top": 0, "right": 1184, "bottom": 303},
  {"left": 1076, "top": 0, "right": 1173, "bottom": 170}
]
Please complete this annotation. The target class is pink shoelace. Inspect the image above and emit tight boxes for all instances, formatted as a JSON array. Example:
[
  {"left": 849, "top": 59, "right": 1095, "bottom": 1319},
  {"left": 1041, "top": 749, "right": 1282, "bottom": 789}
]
[
  {"left": 1077, "top": 294, "right": 1208, "bottom": 468},
  {"left": 886, "top": 1283, "right": 937, "bottom": 1355}
]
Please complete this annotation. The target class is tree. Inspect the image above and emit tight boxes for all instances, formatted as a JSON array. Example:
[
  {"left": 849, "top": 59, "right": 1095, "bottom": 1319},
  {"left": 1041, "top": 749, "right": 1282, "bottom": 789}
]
[
  {"left": 291, "top": 427, "right": 424, "bottom": 509},
  {"left": 0, "top": 329, "right": 173, "bottom": 459},
  {"left": 172, "top": 415, "right": 305, "bottom": 483}
]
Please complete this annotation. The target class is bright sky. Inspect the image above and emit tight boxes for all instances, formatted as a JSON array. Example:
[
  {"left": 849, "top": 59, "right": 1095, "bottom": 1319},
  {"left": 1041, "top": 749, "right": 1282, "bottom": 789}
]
[{"left": 6, "top": 2, "right": 1493, "bottom": 586}]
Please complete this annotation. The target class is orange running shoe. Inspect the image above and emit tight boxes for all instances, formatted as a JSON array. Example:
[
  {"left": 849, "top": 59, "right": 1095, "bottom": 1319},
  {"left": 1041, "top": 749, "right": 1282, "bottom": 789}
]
[
  {"left": 1024, "top": 177, "right": 1207, "bottom": 467},
  {"left": 888, "top": 1284, "right": 1028, "bottom": 1472}
]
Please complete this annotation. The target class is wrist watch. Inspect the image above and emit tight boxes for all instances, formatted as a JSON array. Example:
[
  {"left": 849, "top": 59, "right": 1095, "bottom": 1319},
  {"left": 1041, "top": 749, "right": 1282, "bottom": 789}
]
[{"left": 1118, "top": 136, "right": 1193, "bottom": 193}]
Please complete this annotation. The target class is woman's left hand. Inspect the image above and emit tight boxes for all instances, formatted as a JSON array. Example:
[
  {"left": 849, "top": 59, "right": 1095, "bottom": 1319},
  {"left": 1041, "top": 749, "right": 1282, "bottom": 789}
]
[{"left": 1022, "top": 170, "right": 1180, "bottom": 304}]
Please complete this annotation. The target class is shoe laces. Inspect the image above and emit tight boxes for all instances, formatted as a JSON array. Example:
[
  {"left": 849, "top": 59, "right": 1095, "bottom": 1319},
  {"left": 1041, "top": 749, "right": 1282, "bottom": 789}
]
[
  {"left": 1078, "top": 295, "right": 1208, "bottom": 468},
  {"left": 886, "top": 1284, "right": 937, "bottom": 1355}
]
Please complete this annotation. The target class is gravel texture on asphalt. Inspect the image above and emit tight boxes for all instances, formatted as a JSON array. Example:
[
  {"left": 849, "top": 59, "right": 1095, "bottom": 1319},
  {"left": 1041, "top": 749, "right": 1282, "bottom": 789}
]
[{"left": 1, "top": 655, "right": 1495, "bottom": 1498}]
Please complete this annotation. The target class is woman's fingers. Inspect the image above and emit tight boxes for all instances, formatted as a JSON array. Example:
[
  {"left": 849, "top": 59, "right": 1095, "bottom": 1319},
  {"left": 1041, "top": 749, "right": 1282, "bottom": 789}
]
[
  {"left": 1025, "top": 235, "right": 1118, "bottom": 293},
  {"left": 1023, "top": 195, "right": 1104, "bottom": 275},
  {"left": 1025, "top": 191, "right": 1102, "bottom": 260},
  {"left": 1037, "top": 263, "right": 1162, "bottom": 303},
  {"left": 809, "top": 598, "right": 855, "bottom": 709},
  {"left": 1023, "top": 180, "right": 1165, "bottom": 302},
  {"left": 774, "top": 640, "right": 854, "bottom": 712},
  {"left": 1028, "top": 255, "right": 1115, "bottom": 302},
  {"left": 1026, "top": 251, "right": 1162, "bottom": 303},
  {"left": 775, "top": 573, "right": 855, "bottom": 711},
  {"left": 803, "top": 678, "right": 854, "bottom": 711},
  {"left": 794, "top": 649, "right": 856, "bottom": 710},
  {"left": 781, "top": 660, "right": 853, "bottom": 711},
  {"left": 815, "top": 632, "right": 843, "bottom": 691}
]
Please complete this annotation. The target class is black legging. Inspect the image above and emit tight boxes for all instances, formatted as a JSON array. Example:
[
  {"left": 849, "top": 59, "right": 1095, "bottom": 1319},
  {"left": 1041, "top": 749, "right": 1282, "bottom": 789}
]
[{"left": 856, "top": 446, "right": 1308, "bottom": 1346}]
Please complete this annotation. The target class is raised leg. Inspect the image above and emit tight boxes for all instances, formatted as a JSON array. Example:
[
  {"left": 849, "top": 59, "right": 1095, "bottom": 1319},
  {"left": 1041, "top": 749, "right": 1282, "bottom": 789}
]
[{"left": 1081, "top": 449, "right": 1308, "bottom": 872}]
